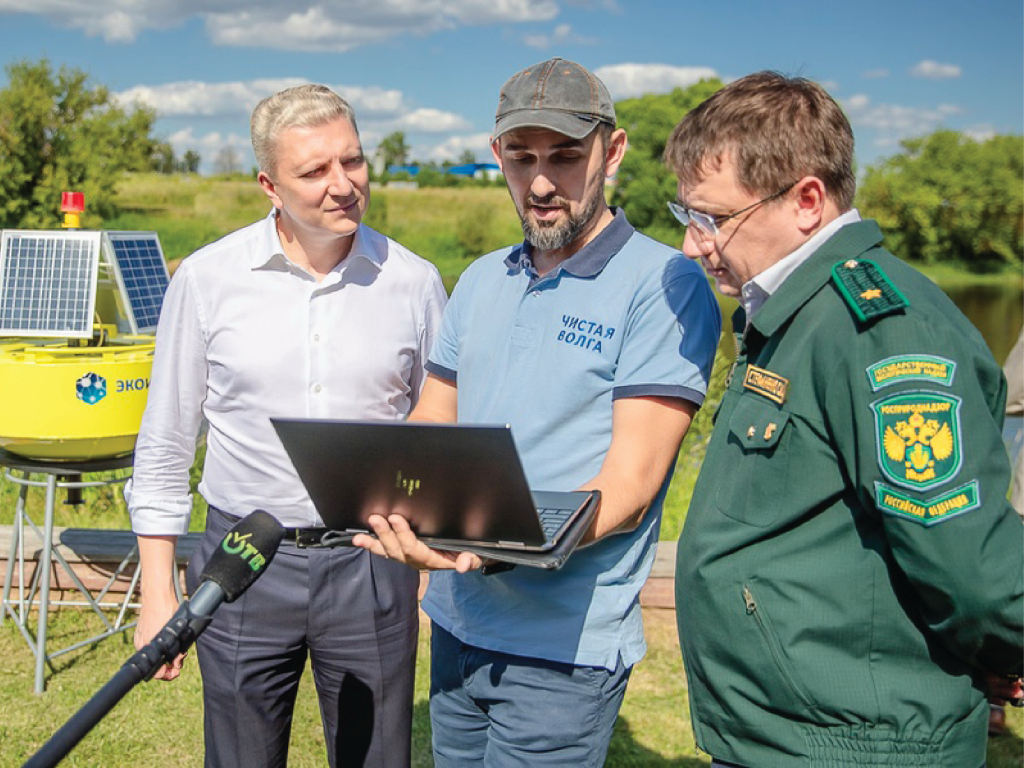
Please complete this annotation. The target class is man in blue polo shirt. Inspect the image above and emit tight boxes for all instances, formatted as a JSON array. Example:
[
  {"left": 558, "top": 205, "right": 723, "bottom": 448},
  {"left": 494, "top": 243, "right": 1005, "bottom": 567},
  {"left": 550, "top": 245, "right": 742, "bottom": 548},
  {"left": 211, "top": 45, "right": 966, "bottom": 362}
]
[{"left": 355, "top": 57, "right": 720, "bottom": 766}]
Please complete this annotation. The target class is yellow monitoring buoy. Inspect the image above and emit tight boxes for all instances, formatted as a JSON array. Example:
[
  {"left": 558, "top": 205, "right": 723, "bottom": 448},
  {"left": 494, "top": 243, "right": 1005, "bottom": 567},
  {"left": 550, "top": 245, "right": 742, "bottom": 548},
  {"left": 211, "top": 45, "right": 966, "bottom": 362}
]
[
  {"left": 0, "top": 334, "right": 155, "bottom": 460},
  {"left": 0, "top": 193, "right": 169, "bottom": 462}
]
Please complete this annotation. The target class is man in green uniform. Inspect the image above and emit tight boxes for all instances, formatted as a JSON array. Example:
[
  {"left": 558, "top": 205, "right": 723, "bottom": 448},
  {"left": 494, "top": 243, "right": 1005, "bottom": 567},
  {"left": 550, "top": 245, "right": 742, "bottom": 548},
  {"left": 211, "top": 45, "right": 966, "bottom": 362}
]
[{"left": 666, "top": 71, "right": 1023, "bottom": 768}]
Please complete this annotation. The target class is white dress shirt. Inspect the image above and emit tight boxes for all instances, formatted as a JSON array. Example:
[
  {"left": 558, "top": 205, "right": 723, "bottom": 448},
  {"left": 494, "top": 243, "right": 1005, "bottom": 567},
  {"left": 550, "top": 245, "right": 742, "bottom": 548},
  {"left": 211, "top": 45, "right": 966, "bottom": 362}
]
[
  {"left": 741, "top": 209, "right": 862, "bottom": 319},
  {"left": 127, "top": 210, "right": 447, "bottom": 534}
]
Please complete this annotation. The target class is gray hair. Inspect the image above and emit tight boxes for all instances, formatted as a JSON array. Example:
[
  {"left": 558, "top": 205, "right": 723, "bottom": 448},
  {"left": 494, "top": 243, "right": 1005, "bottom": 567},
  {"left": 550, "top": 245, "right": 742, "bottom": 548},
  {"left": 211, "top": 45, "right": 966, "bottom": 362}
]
[{"left": 251, "top": 84, "right": 359, "bottom": 176}]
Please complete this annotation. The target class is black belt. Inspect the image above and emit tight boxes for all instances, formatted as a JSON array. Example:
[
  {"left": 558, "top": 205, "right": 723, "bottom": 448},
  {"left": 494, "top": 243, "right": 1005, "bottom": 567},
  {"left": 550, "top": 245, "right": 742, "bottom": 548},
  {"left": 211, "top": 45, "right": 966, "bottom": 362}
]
[
  {"left": 208, "top": 507, "right": 358, "bottom": 549},
  {"left": 283, "top": 527, "right": 360, "bottom": 548},
  {"left": 283, "top": 527, "right": 328, "bottom": 546}
]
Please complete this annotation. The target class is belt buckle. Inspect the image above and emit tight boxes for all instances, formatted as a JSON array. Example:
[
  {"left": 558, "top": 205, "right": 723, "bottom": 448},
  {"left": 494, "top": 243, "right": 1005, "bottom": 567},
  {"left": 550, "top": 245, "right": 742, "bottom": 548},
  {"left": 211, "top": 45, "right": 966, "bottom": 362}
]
[
  {"left": 295, "top": 529, "right": 359, "bottom": 549},
  {"left": 294, "top": 529, "right": 326, "bottom": 548}
]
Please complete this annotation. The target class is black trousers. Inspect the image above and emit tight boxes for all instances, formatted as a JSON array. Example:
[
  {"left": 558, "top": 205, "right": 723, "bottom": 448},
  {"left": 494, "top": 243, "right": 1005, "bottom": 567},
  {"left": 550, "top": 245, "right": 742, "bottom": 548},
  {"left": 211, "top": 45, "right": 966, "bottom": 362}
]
[{"left": 187, "top": 506, "right": 420, "bottom": 768}]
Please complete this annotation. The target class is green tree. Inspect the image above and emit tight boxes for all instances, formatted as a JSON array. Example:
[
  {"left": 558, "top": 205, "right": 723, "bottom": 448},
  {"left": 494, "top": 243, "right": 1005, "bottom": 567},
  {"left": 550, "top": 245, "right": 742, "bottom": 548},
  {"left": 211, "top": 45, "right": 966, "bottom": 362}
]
[
  {"left": 0, "top": 58, "right": 164, "bottom": 228},
  {"left": 212, "top": 146, "right": 242, "bottom": 177},
  {"left": 153, "top": 142, "right": 177, "bottom": 174},
  {"left": 416, "top": 164, "right": 444, "bottom": 188},
  {"left": 857, "top": 130, "right": 1023, "bottom": 271},
  {"left": 376, "top": 131, "right": 410, "bottom": 170},
  {"left": 182, "top": 149, "right": 201, "bottom": 174},
  {"left": 611, "top": 79, "right": 724, "bottom": 245}
]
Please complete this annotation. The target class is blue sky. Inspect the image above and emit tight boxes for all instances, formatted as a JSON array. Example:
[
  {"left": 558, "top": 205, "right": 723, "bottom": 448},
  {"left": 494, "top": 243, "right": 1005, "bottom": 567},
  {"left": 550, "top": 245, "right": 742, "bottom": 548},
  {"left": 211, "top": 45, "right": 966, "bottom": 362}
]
[{"left": 0, "top": 0, "right": 1021, "bottom": 174}]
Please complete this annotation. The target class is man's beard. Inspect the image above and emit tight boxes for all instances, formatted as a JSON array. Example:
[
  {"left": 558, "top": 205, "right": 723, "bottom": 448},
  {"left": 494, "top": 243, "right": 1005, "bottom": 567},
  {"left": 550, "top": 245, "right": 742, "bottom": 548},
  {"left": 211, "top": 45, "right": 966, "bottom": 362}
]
[{"left": 519, "top": 174, "right": 604, "bottom": 252}]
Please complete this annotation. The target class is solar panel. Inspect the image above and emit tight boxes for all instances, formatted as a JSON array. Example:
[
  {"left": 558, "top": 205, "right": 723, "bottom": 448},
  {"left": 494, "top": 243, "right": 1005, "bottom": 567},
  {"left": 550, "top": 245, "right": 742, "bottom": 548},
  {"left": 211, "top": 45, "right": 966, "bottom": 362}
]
[
  {"left": 103, "top": 231, "right": 170, "bottom": 334},
  {"left": 0, "top": 230, "right": 102, "bottom": 339}
]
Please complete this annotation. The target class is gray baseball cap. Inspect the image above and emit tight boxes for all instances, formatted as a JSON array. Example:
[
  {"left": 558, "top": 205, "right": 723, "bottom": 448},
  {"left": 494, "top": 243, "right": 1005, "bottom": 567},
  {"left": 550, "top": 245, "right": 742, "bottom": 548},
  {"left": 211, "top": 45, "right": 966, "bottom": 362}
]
[{"left": 493, "top": 58, "right": 616, "bottom": 141}]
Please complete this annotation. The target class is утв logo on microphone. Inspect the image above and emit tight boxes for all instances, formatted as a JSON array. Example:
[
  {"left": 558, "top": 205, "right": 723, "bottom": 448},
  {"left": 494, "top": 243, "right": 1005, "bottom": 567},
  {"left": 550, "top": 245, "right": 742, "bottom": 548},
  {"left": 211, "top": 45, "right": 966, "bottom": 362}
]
[{"left": 222, "top": 532, "right": 269, "bottom": 572}]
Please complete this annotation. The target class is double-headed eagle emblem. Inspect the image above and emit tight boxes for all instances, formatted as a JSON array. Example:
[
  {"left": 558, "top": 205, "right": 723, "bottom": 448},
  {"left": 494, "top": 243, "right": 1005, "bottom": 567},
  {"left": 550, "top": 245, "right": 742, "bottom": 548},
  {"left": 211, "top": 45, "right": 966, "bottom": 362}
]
[{"left": 882, "top": 410, "right": 954, "bottom": 482}]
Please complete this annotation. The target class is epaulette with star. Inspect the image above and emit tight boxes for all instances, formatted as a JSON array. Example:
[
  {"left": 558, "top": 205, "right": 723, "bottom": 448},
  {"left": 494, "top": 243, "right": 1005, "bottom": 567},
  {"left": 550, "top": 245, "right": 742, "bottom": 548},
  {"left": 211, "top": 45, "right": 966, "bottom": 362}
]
[{"left": 831, "top": 258, "right": 908, "bottom": 324}]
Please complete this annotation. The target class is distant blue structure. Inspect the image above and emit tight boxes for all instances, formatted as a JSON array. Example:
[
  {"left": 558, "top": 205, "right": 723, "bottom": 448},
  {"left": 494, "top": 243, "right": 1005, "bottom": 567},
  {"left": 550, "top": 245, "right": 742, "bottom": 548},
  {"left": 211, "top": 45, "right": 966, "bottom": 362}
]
[
  {"left": 385, "top": 162, "right": 501, "bottom": 181},
  {"left": 446, "top": 163, "right": 501, "bottom": 178},
  {"left": 387, "top": 164, "right": 421, "bottom": 176}
]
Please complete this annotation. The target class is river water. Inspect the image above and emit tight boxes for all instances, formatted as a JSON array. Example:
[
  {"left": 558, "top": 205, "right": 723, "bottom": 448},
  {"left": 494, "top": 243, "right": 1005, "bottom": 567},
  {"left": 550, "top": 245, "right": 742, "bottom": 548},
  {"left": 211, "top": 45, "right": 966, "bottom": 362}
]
[{"left": 942, "top": 284, "right": 1023, "bottom": 365}]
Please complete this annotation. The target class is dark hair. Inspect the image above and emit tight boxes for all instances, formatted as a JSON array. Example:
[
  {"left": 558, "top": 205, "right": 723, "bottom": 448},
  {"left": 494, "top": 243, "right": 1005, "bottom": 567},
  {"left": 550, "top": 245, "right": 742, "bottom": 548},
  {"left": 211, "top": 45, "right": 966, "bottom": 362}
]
[{"left": 663, "top": 71, "right": 855, "bottom": 211}]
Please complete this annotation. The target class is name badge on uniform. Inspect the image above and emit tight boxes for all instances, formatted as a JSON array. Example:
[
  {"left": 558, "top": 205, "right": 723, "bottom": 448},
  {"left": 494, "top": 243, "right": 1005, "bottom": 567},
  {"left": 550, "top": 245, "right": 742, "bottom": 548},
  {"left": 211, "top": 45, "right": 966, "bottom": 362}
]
[{"left": 742, "top": 365, "right": 789, "bottom": 405}]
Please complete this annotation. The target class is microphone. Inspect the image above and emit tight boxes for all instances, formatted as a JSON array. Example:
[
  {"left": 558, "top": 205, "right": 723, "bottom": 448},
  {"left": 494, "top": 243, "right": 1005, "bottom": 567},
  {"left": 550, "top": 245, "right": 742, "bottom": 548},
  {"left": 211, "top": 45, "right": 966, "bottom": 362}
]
[
  {"left": 23, "top": 510, "right": 285, "bottom": 768},
  {"left": 183, "top": 507, "right": 286, "bottom": 621}
]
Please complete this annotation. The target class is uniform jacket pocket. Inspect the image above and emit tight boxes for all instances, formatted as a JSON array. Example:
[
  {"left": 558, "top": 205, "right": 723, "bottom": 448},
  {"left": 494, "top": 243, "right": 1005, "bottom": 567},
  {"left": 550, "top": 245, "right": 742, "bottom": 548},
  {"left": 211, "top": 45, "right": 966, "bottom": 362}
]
[{"left": 715, "top": 395, "right": 792, "bottom": 526}]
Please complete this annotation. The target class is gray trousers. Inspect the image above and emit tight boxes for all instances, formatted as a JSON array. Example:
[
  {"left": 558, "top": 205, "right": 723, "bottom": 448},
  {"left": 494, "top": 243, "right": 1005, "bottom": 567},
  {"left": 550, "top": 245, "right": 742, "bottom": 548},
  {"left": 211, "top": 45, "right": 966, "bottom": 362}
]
[{"left": 186, "top": 507, "right": 420, "bottom": 768}]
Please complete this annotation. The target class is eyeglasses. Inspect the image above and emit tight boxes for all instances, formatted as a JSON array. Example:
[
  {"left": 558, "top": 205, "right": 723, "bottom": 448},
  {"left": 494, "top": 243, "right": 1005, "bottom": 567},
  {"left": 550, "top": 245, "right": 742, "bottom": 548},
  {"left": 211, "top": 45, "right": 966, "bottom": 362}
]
[{"left": 667, "top": 182, "right": 796, "bottom": 237}]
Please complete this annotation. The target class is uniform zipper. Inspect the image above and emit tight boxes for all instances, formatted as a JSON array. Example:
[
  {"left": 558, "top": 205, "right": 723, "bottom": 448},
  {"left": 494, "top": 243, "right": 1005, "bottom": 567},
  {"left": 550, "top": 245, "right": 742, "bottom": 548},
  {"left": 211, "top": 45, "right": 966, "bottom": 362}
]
[{"left": 742, "top": 585, "right": 815, "bottom": 709}]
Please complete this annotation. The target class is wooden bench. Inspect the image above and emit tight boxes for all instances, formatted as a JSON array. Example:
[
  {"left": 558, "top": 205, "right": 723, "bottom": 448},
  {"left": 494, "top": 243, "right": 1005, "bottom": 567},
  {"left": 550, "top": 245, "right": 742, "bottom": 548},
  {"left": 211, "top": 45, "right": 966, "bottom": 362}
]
[
  {"left": 0, "top": 525, "right": 677, "bottom": 608},
  {"left": 0, "top": 525, "right": 201, "bottom": 600}
]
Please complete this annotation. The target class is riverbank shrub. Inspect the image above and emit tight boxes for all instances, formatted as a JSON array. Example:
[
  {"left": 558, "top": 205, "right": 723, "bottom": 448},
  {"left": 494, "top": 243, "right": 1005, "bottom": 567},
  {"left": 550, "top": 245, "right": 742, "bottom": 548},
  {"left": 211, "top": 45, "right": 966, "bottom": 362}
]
[{"left": 858, "top": 130, "right": 1024, "bottom": 272}]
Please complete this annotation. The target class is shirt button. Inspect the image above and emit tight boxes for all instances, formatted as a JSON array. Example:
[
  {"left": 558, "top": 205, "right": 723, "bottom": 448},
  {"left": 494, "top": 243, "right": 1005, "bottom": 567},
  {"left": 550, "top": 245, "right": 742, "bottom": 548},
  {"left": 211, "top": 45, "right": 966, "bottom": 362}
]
[
  {"left": 313, "top": 333, "right": 321, "bottom": 343},
  {"left": 313, "top": 383, "right": 322, "bottom": 394}
]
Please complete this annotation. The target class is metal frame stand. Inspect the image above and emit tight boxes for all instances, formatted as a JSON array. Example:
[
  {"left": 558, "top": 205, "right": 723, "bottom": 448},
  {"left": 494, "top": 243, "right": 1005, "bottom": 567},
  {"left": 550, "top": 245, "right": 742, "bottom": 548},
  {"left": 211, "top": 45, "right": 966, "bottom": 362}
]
[{"left": 0, "top": 450, "right": 146, "bottom": 693}]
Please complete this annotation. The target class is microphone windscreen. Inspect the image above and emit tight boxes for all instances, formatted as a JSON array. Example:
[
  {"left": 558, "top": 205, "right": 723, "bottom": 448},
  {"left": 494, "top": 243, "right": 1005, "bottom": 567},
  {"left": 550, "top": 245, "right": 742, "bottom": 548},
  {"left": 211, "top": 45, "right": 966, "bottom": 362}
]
[{"left": 198, "top": 510, "right": 285, "bottom": 602}]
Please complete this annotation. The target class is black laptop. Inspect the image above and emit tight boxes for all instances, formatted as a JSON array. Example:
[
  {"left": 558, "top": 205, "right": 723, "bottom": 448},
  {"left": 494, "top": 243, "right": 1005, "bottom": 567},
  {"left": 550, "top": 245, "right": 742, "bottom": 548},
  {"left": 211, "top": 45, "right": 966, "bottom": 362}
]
[{"left": 270, "top": 418, "right": 600, "bottom": 569}]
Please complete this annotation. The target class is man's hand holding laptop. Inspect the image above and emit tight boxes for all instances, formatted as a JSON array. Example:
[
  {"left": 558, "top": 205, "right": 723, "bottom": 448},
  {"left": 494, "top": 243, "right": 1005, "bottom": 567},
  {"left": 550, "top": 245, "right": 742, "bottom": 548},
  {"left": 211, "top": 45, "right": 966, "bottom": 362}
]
[{"left": 353, "top": 516, "right": 486, "bottom": 573}]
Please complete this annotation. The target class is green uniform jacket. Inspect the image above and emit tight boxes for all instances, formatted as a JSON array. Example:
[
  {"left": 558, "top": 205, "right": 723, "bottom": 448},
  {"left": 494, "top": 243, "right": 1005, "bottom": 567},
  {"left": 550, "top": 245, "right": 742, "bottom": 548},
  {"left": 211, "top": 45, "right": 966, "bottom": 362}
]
[{"left": 676, "top": 221, "right": 1024, "bottom": 768}]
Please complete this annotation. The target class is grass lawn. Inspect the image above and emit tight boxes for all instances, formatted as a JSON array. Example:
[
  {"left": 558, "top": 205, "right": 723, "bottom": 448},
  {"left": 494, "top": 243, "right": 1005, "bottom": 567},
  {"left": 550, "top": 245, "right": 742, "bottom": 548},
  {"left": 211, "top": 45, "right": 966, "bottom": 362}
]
[
  {"left": 2, "top": 606, "right": 1021, "bottom": 766},
  {"left": 1, "top": 174, "right": 1021, "bottom": 765}
]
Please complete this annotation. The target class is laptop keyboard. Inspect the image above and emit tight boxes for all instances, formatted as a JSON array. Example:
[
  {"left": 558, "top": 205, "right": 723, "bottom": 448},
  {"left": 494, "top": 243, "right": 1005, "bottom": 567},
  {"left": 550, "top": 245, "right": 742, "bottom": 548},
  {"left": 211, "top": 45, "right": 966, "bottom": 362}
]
[{"left": 537, "top": 506, "right": 576, "bottom": 541}]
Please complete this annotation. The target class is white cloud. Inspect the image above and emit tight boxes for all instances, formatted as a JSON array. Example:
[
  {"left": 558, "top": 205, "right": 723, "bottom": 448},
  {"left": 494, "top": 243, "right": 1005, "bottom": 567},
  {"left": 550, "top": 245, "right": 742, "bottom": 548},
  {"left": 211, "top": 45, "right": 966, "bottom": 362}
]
[
  {"left": 564, "top": 0, "right": 620, "bottom": 10},
  {"left": 80, "top": 10, "right": 140, "bottom": 42},
  {"left": 431, "top": 0, "right": 559, "bottom": 25},
  {"left": 862, "top": 68, "right": 889, "bottom": 79},
  {"left": 167, "top": 127, "right": 198, "bottom": 147},
  {"left": 845, "top": 94, "right": 871, "bottom": 111},
  {"left": 417, "top": 132, "right": 494, "bottom": 163},
  {"left": 393, "top": 108, "right": 473, "bottom": 133},
  {"left": 165, "top": 127, "right": 254, "bottom": 173},
  {"left": 0, "top": 0, "right": 559, "bottom": 49},
  {"left": 0, "top": 0, "right": 187, "bottom": 42},
  {"left": 170, "top": 128, "right": 250, "bottom": 152},
  {"left": 962, "top": 123, "right": 996, "bottom": 143},
  {"left": 841, "top": 93, "right": 964, "bottom": 147},
  {"left": 118, "top": 79, "right": 301, "bottom": 117},
  {"left": 128, "top": 78, "right": 477, "bottom": 166},
  {"left": 593, "top": 63, "right": 718, "bottom": 100},
  {"left": 910, "top": 60, "right": 962, "bottom": 80},
  {"left": 115, "top": 79, "right": 409, "bottom": 120},
  {"left": 522, "top": 22, "right": 595, "bottom": 49},
  {"left": 206, "top": 8, "right": 399, "bottom": 53}
]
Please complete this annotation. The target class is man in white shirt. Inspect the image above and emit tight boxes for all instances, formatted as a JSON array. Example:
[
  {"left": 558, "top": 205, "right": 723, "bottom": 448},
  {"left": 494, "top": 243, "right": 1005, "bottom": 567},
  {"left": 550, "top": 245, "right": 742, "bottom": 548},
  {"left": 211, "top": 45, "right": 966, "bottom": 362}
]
[{"left": 126, "top": 84, "right": 447, "bottom": 768}]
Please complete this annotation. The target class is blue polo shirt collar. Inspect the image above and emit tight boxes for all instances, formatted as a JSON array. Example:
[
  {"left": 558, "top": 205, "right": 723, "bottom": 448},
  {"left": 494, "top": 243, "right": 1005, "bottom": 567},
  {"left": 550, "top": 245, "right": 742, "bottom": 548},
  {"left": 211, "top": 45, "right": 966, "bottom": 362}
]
[{"left": 504, "top": 207, "right": 634, "bottom": 282}]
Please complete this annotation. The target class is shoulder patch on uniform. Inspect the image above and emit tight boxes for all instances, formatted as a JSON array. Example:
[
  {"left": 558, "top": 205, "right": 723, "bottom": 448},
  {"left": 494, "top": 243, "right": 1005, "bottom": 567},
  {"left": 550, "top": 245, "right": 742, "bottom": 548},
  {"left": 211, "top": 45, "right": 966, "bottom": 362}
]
[
  {"left": 874, "top": 480, "right": 980, "bottom": 526},
  {"left": 742, "top": 365, "right": 789, "bottom": 404},
  {"left": 871, "top": 391, "right": 963, "bottom": 491},
  {"left": 831, "top": 259, "right": 908, "bottom": 324},
  {"left": 866, "top": 355, "right": 957, "bottom": 391}
]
